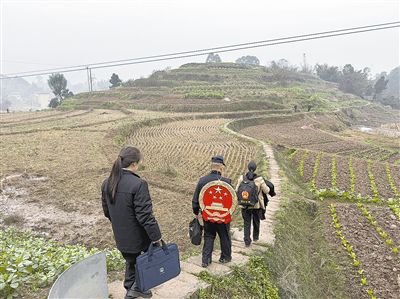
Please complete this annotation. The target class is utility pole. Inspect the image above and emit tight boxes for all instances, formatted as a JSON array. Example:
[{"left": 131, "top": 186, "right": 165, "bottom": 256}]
[
  {"left": 86, "top": 67, "right": 93, "bottom": 92},
  {"left": 86, "top": 67, "right": 90, "bottom": 92},
  {"left": 89, "top": 68, "right": 93, "bottom": 92},
  {"left": 302, "top": 53, "right": 311, "bottom": 73}
]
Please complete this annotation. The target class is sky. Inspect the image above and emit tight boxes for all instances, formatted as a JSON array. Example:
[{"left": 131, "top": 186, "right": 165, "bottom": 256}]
[{"left": 1, "top": 0, "right": 399, "bottom": 88}]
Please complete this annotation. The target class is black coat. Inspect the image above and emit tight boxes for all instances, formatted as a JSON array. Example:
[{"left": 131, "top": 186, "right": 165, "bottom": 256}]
[
  {"left": 101, "top": 169, "right": 161, "bottom": 254},
  {"left": 192, "top": 170, "right": 232, "bottom": 215}
]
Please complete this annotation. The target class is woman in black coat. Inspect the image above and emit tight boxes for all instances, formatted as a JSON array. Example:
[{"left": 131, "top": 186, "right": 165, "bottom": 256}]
[{"left": 102, "top": 146, "right": 161, "bottom": 299}]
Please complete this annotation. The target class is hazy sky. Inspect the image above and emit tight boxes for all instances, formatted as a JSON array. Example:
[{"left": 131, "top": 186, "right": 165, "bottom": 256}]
[{"left": 1, "top": 0, "right": 399, "bottom": 87}]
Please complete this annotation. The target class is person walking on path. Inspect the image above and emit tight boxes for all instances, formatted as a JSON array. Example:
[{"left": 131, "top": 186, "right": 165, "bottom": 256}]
[
  {"left": 192, "top": 155, "right": 233, "bottom": 268},
  {"left": 236, "top": 161, "right": 271, "bottom": 247},
  {"left": 101, "top": 146, "right": 162, "bottom": 299}
]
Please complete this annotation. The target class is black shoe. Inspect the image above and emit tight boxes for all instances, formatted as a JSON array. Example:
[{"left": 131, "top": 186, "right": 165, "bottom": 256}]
[
  {"left": 125, "top": 284, "right": 153, "bottom": 299},
  {"left": 201, "top": 257, "right": 212, "bottom": 268},
  {"left": 219, "top": 257, "right": 232, "bottom": 264},
  {"left": 245, "top": 243, "right": 251, "bottom": 247}
]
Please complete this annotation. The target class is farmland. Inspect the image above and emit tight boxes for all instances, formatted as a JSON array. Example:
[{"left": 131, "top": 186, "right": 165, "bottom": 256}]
[
  {"left": 1, "top": 63, "right": 399, "bottom": 298},
  {"left": 230, "top": 102, "right": 400, "bottom": 298},
  {"left": 0, "top": 106, "right": 264, "bottom": 297}
]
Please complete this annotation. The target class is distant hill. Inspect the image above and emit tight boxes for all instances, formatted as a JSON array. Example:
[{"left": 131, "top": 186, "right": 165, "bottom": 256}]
[{"left": 63, "top": 62, "right": 374, "bottom": 113}]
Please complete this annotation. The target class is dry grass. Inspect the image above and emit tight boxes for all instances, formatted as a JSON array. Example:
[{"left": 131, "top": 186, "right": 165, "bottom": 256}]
[{"left": 0, "top": 109, "right": 260, "bottom": 254}]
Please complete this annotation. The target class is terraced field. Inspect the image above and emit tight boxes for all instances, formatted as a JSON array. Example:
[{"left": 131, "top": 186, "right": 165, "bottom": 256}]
[
  {"left": 0, "top": 109, "right": 162, "bottom": 250},
  {"left": 128, "top": 118, "right": 259, "bottom": 183},
  {"left": 1, "top": 63, "right": 399, "bottom": 299},
  {"left": 1, "top": 111, "right": 261, "bottom": 256},
  {"left": 230, "top": 107, "right": 400, "bottom": 298},
  {"left": 67, "top": 63, "right": 365, "bottom": 112},
  {"left": 239, "top": 113, "right": 400, "bottom": 162},
  {"left": 0, "top": 109, "right": 133, "bottom": 135},
  {"left": 125, "top": 118, "right": 261, "bottom": 248}
]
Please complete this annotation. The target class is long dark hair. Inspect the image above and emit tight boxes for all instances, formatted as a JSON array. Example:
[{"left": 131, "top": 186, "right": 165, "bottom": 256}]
[
  {"left": 108, "top": 146, "right": 142, "bottom": 203},
  {"left": 246, "top": 161, "right": 257, "bottom": 180}
]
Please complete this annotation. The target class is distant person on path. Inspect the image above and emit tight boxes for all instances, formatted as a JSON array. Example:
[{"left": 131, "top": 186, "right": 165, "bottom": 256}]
[
  {"left": 101, "top": 146, "right": 161, "bottom": 299},
  {"left": 236, "top": 161, "right": 274, "bottom": 247},
  {"left": 192, "top": 156, "right": 233, "bottom": 268}
]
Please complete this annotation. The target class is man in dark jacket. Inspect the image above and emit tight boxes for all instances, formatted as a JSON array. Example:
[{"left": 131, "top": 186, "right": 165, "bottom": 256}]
[
  {"left": 102, "top": 167, "right": 161, "bottom": 299},
  {"left": 192, "top": 155, "right": 232, "bottom": 268}
]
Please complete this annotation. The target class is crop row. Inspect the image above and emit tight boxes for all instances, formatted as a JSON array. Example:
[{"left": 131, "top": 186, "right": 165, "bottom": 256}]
[
  {"left": 329, "top": 204, "right": 377, "bottom": 298},
  {"left": 293, "top": 149, "right": 400, "bottom": 201},
  {"left": 298, "top": 150, "right": 309, "bottom": 177},
  {"left": 127, "top": 118, "right": 259, "bottom": 185},
  {"left": 356, "top": 203, "right": 399, "bottom": 253},
  {"left": 385, "top": 162, "right": 399, "bottom": 197},
  {"left": 184, "top": 91, "right": 225, "bottom": 99},
  {"left": 1, "top": 109, "right": 129, "bottom": 135}
]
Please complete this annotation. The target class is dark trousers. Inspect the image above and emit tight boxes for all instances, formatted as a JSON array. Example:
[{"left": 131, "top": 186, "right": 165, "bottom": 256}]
[
  {"left": 241, "top": 208, "right": 261, "bottom": 245},
  {"left": 202, "top": 221, "right": 231, "bottom": 264},
  {"left": 121, "top": 252, "right": 141, "bottom": 290}
]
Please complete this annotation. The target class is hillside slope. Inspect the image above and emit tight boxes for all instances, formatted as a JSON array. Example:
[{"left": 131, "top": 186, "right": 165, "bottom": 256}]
[{"left": 63, "top": 63, "right": 371, "bottom": 112}]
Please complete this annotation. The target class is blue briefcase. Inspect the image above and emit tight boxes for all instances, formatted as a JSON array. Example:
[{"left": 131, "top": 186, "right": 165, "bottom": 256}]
[{"left": 135, "top": 240, "right": 181, "bottom": 291}]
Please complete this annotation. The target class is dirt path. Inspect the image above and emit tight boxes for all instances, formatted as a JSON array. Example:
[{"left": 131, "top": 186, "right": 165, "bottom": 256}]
[{"left": 107, "top": 122, "right": 282, "bottom": 299}]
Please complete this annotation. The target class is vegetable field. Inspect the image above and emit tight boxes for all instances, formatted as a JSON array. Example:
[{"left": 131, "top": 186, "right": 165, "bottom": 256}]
[
  {"left": 326, "top": 203, "right": 400, "bottom": 299},
  {"left": 234, "top": 107, "right": 400, "bottom": 298},
  {"left": 291, "top": 149, "right": 400, "bottom": 201}
]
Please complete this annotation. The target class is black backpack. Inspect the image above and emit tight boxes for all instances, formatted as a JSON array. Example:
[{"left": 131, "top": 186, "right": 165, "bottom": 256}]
[{"left": 237, "top": 175, "right": 259, "bottom": 207}]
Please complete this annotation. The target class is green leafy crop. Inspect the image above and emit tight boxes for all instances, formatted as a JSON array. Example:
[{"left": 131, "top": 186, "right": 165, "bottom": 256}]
[{"left": 0, "top": 228, "right": 124, "bottom": 298}]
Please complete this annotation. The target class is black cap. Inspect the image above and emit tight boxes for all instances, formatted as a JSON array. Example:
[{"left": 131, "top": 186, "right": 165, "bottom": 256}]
[{"left": 211, "top": 155, "right": 225, "bottom": 166}]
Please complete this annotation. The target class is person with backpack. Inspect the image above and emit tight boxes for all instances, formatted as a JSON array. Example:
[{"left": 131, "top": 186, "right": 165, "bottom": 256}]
[
  {"left": 192, "top": 155, "right": 234, "bottom": 268},
  {"left": 101, "top": 146, "right": 161, "bottom": 299},
  {"left": 236, "top": 161, "right": 270, "bottom": 247}
]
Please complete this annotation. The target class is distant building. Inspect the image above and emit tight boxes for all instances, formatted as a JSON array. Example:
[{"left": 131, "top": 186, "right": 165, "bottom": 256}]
[{"left": 36, "top": 93, "right": 52, "bottom": 109}]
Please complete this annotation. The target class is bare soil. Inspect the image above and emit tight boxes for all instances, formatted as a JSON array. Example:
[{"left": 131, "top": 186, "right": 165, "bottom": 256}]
[
  {"left": 352, "top": 158, "right": 371, "bottom": 197},
  {"left": 369, "top": 205, "right": 400, "bottom": 247},
  {"left": 336, "top": 155, "right": 351, "bottom": 191},
  {"left": 321, "top": 203, "right": 367, "bottom": 299},
  {"left": 302, "top": 151, "right": 317, "bottom": 183},
  {"left": 326, "top": 203, "right": 400, "bottom": 299},
  {"left": 389, "top": 164, "right": 400, "bottom": 196},
  {"left": 315, "top": 155, "right": 332, "bottom": 189},
  {"left": 371, "top": 162, "right": 396, "bottom": 199}
]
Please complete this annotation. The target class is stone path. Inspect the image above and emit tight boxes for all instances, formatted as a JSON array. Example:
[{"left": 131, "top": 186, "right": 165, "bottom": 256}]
[{"left": 108, "top": 130, "right": 282, "bottom": 299}]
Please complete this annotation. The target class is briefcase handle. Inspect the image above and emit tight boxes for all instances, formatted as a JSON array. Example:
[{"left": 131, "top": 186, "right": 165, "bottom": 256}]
[{"left": 148, "top": 239, "right": 169, "bottom": 262}]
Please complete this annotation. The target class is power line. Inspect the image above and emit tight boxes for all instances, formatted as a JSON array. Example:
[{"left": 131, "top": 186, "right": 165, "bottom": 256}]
[
  {"left": 3, "top": 21, "right": 399, "bottom": 77},
  {"left": 90, "top": 24, "right": 400, "bottom": 70},
  {"left": 1, "top": 22, "right": 399, "bottom": 80}
]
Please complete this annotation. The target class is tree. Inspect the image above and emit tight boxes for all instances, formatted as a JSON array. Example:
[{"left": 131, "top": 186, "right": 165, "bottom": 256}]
[
  {"left": 109, "top": 73, "right": 122, "bottom": 88},
  {"left": 338, "top": 64, "right": 370, "bottom": 97},
  {"left": 373, "top": 76, "right": 388, "bottom": 99},
  {"left": 315, "top": 64, "right": 341, "bottom": 82},
  {"left": 47, "top": 73, "right": 72, "bottom": 108},
  {"left": 235, "top": 55, "right": 260, "bottom": 65},
  {"left": 48, "top": 98, "right": 60, "bottom": 108},
  {"left": 268, "top": 59, "right": 298, "bottom": 86},
  {"left": 302, "top": 94, "right": 325, "bottom": 112},
  {"left": 206, "top": 53, "right": 221, "bottom": 63}
]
